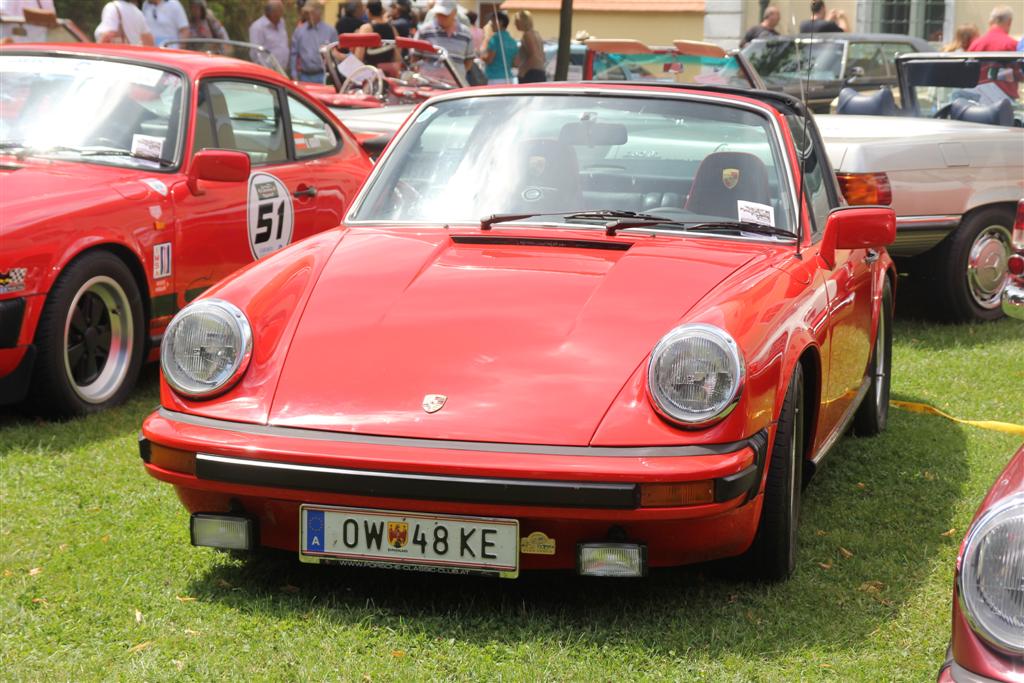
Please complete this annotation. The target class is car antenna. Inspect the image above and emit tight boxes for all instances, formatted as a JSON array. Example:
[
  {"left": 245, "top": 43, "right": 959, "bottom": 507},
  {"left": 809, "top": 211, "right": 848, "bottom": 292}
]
[{"left": 790, "top": 16, "right": 810, "bottom": 260}]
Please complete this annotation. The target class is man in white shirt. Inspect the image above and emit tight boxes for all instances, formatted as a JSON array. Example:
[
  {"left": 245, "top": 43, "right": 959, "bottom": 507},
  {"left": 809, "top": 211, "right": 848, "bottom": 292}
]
[
  {"left": 142, "top": 0, "right": 188, "bottom": 46},
  {"left": 249, "top": 0, "right": 290, "bottom": 73},
  {"left": 95, "top": 0, "right": 155, "bottom": 45}
]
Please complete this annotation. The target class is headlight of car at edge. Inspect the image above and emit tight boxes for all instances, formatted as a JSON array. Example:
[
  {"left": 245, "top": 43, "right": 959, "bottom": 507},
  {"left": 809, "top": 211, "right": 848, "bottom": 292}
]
[
  {"left": 647, "top": 324, "right": 745, "bottom": 428},
  {"left": 958, "top": 494, "right": 1024, "bottom": 655},
  {"left": 161, "top": 299, "right": 253, "bottom": 399}
]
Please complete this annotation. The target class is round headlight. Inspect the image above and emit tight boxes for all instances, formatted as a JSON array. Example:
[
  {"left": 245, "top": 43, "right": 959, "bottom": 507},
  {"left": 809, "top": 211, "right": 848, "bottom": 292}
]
[
  {"left": 161, "top": 299, "right": 252, "bottom": 399},
  {"left": 958, "top": 494, "right": 1024, "bottom": 655},
  {"left": 647, "top": 323, "right": 744, "bottom": 427}
]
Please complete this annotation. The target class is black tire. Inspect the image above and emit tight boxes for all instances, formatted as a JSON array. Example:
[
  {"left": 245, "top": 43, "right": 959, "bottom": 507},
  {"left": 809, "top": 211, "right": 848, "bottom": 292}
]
[
  {"left": 743, "top": 363, "right": 805, "bottom": 582},
  {"left": 28, "top": 251, "right": 145, "bottom": 418},
  {"left": 854, "top": 279, "right": 892, "bottom": 436},
  {"left": 930, "top": 207, "right": 1013, "bottom": 323}
]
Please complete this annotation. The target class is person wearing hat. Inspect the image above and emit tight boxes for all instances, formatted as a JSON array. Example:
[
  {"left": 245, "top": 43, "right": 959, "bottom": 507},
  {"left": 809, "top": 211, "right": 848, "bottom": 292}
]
[{"left": 418, "top": 0, "right": 475, "bottom": 82}]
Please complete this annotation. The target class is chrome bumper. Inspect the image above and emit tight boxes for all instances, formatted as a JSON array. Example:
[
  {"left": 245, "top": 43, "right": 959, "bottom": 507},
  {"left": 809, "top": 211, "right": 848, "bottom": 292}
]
[{"left": 1001, "top": 279, "right": 1024, "bottom": 320}]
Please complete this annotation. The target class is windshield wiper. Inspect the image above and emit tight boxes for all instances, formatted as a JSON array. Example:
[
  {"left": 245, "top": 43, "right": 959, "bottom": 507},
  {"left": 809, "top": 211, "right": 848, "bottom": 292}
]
[
  {"left": 481, "top": 209, "right": 667, "bottom": 231},
  {"left": 684, "top": 221, "right": 797, "bottom": 240},
  {"left": 563, "top": 209, "right": 666, "bottom": 221},
  {"left": 8, "top": 145, "right": 173, "bottom": 167}
]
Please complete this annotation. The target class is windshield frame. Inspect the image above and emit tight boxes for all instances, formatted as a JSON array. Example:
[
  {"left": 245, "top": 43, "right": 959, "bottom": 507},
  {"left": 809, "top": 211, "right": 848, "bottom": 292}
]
[
  {"left": 344, "top": 86, "right": 799, "bottom": 240},
  {"left": 0, "top": 50, "right": 190, "bottom": 173}
]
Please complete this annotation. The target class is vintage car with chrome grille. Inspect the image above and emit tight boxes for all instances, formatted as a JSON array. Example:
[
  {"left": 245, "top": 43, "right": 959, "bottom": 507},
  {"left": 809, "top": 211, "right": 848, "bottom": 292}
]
[
  {"left": 0, "top": 45, "right": 372, "bottom": 416},
  {"left": 141, "top": 82, "right": 896, "bottom": 581},
  {"left": 818, "top": 51, "right": 1024, "bottom": 322},
  {"left": 936, "top": 444, "right": 1024, "bottom": 682}
]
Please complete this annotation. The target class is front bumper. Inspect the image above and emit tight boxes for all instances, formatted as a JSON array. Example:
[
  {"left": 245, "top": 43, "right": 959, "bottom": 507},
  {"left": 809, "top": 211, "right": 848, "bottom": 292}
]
[
  {"left": 937, "top": 647, "right": 1011, "bottom": 683},
  {"left": 141, "top": 408, "right": 772, "bottom": 572},
  {"left": 1001, "top": 279, "right": 1024, "bottom": 320}
]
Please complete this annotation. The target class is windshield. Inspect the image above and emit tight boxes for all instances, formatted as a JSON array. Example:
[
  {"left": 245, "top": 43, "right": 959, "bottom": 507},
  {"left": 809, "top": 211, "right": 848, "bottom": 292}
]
[
  {"left": 903, "top": 57, "right": 1024, "bottom": 120},
  {"left": 590, "top": 51, "right": 756, "bottom": 89},
  {"left": 742, "top": 40, "right": 845, "bottom": 84},
  {"left": 351, "top": 94, "right": 795, "bottom": 232},
  {"left": 0, "top": 54, "right": 184, "bottom": 169},
  {"left": 164, "top": 39, "right": 286, "bottom": 75}
]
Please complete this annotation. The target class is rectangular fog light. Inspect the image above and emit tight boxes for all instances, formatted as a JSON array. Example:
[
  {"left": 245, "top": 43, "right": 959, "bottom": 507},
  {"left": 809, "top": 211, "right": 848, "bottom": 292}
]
[
  {"left": 190, "top": 514, "right": 254, "bottom": 551},
  {"left": 578, "top": 543, "right": 647, "bottom": 577}
]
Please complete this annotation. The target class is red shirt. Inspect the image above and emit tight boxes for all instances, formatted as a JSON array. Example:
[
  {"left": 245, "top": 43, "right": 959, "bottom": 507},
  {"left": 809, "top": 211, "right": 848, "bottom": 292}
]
[{"left": 968, "top": 26, "right": 1017, "bottom": 52}]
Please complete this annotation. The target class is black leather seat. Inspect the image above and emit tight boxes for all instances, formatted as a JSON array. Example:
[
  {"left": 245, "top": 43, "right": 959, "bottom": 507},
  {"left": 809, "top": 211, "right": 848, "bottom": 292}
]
[
  {"left": 684, "top": 152, "right": 770, "bottom": 220},
  {"left": 836, "top": 86, "right": 898, "bottom": 116},
  {"left": 949, "top": 97, "right": 1013, "bottom": 126}
]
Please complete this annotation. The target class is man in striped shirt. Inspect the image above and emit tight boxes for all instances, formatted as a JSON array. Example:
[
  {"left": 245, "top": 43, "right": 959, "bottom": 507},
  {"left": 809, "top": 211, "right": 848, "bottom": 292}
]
[{"left": 418, "top": 0, "right": 474, "bottom": 83}]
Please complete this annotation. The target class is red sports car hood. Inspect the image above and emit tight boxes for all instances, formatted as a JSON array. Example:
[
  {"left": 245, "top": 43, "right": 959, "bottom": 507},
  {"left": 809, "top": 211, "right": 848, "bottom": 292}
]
[
  {"left": 0, "top": 159, "right": 151, "bottom": 231},
  {"left": 269, "top": 226, "right": 761, "bottom": 444}
]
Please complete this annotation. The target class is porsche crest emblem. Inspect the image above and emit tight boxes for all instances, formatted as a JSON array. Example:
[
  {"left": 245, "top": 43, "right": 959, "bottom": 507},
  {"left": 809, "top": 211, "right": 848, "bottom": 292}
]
[
  {"left": 387, "top": 522, "right": 408, "bottom": 549},
  {"left": 722, "top": 168, "right": 740, "bottom": 189},
  {"left": 422, "top": 394, "right": 447, "bottom": 413}
]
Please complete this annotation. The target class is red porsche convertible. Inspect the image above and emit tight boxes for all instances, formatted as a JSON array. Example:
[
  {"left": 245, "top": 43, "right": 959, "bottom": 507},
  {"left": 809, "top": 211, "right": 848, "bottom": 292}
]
[
  {"left": 0, "top": 45, "right": 372, "bottom": 416},
  {"left": 141, "top": 83, "right": 896, "bottom": 580}
]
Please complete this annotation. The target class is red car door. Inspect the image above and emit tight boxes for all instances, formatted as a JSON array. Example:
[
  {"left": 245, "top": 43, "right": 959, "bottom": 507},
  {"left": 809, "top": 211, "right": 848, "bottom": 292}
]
[{"left": 174, "top": 78, "right": 369, "bottom": 308}]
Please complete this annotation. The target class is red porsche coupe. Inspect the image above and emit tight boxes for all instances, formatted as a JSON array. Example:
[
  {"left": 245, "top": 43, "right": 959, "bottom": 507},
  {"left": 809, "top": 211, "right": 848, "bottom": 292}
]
[
  {"left": 0, "top": 45, "right": 373, "bottom": 416},
  {"left": 141, "top": 83, "right": 896, "bottom": 580}
]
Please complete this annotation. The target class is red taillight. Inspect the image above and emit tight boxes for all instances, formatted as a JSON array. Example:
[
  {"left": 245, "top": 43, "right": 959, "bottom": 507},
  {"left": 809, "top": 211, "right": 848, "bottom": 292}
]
[
  {"left": 836, "top": 172, "right": 892, "bottom": 206},
  {"left": 1012, "top": 200, "right": 1024, "bottom": 250},
  {"left": 1008, "top": 254, "right": 1024, "bottom": 276}
]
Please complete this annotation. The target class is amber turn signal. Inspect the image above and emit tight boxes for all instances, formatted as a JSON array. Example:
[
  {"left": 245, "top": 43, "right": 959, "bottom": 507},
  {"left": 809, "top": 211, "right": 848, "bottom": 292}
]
[
  {"left": 836, "top": 172, "right": 892, "bottom": 206},
  {"left": 150, "top": 444, "right": 197, "bottom": 475},
  {"left": 639, "top": 480, "right": 715, "bottom": 507}
]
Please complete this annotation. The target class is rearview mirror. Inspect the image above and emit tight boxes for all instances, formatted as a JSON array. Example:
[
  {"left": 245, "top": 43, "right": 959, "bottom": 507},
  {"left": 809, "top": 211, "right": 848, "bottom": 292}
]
[
  {"left": 188, "top": 149, "right": 251, "bottom": 196},
  {"left": 819, "top": 206, "right": 895, "bottom": 268}
]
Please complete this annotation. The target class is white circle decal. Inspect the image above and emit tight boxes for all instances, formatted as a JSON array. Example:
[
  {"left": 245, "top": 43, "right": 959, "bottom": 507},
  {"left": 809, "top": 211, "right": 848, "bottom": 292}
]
[{"left": 246, "top": 172, "right": 295, "bottom": 260}]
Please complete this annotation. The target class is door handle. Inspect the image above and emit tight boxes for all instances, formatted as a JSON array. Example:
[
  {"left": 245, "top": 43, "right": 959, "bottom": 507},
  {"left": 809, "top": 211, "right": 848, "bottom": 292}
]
[
  {"left": 293, "top": 185, "right": 317, "bottom": 198},
  {"left": 864, "top": 249, "right": 880, "bottom": 264}
]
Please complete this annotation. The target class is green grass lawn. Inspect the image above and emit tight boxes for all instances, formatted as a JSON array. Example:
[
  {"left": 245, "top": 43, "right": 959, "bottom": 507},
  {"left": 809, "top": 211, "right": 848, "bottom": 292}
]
[{"left": 2, "top": 319, "right": 1021, "bottom": 681}]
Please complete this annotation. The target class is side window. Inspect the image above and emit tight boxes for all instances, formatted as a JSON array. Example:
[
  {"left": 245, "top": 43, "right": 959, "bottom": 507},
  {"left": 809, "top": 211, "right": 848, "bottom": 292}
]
[
  {"left": 786, "top": 115, "right": 836, "bottom": 239},
  {"left": 287, "top": 96, "right": 340, "bottom": 159},
  {"left": 191, "top": 80, "right": 286, "bottom": 165},
  {"left": 845, "top": 42, "right": 888, "bottom": 79},
  {"left": 880, "top": 44, "right": 915, "bottom": 77}
]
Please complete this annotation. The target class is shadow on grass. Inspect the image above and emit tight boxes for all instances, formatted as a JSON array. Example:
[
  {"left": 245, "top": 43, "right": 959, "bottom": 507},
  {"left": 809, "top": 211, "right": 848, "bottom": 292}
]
[
  {"left": 185, "top": 404, "right": 967, "bottom": 657},
  {"left": 0, "top": 364, "right": 160, "bottom": 457},
  {"left": 893, "top": 315, "right": 1023, "bottom": 352}
]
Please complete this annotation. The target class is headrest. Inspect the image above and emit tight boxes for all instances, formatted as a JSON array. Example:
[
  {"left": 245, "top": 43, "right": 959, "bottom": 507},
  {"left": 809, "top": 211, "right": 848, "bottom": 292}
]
[
  {"left": 836, "top": 86, "right": 898, "bottom": 116},
  {"left": 949, "top": 97, "right": 1014, "bottom": 127}
]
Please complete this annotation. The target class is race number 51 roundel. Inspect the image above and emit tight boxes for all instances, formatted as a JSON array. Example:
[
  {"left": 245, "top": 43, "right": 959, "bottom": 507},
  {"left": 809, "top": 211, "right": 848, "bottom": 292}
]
[{"left": 246, "top": 173, "right": 295, "bottom": 260}]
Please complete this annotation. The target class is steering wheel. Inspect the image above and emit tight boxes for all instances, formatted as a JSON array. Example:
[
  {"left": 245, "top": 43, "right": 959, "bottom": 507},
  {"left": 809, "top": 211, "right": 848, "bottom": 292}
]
[
  {"left": 932, "top": 102, "right": 954, "bottom": 119},
  {"left": 340, "top": 65, "right": 386, "bottom": 99}
]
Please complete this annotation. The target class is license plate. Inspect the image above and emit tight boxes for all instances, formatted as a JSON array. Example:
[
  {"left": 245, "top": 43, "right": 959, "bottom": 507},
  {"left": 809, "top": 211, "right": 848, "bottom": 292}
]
[{"left": 299, "top": 505, "right": 519, "bottom": 578}]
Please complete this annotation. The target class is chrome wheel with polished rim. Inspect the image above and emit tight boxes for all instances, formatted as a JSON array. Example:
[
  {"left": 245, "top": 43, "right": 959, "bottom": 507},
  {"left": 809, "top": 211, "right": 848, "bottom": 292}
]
[{"left": 967, "top": 225, "right": 1011, "bottom": 310}]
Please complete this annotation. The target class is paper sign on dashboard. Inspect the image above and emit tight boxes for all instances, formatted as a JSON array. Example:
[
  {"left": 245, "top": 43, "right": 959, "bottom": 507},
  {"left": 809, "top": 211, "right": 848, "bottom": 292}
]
[{"left": 737, "top": 200, "right": 775, "bottom": 227}]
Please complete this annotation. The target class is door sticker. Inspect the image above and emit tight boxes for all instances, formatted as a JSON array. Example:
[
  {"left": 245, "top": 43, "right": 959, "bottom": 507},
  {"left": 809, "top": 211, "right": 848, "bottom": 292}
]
[
  {"left": 246, "top": 172, "right": 295, "bottom": 260},
  {"left": 153, "top": 242, "right": 172, "bottom": 279}
]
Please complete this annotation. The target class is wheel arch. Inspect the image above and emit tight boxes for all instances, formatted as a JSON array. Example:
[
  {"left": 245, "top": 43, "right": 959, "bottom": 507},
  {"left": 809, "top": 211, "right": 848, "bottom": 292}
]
[{"left": 58, "top": 243, "right": 151, "bottom": 342}]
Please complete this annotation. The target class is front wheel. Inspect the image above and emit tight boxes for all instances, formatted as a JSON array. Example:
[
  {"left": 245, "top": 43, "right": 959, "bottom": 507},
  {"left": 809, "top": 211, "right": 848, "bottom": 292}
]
[
  {"left": 28, "top": 251, "right": 145, "bottom": 418},
  {"left": 854, "top": 279, "right": 892, "bottom": 436},
  {"left": 743, "top": 363, "right": 805, "bottom": 581}
]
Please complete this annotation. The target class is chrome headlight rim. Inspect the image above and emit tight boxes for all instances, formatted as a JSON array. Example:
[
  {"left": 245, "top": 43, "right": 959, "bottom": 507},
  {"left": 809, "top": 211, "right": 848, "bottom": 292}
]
[
  {"left": 646, "top": 323, "right": 746, "bottom": 429},
  {"left": 957, "top": 492, "right": 1024, "bottom": 656},
  {"left": 160, "top": 298, "right": 253, "bottom": 399}
]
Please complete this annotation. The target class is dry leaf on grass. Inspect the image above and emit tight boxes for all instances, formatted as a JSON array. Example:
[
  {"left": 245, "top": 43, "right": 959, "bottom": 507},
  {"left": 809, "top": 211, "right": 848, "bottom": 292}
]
[
  {"left": 859, "top": 581, "right": 885, "bottom": 593},
  {"left": 391, "top": 650, "right": 405, "bottom": 658},
  {"left": 818, "top": 561, "right": 833, "bottom": 570},
  {"left": 839, "top": 546, "right": 854, "bottom": 559},
  {"left": 128, "top": 641, "right": 152, "bottom": 654},
  {"left": 28, "top": 567, "right": 42, "bottom": 576},
  {"left": 175, "top": 595, "right": 196, "bottom": 603},
  {"left": 135, "top": 609, "right": 143, "bottom": 624},
  {"left": 3, "top": 569, "right": 14, "bottom": 577},
  {"left": 184, "top": 629, "right": 201, "bottom": 637},
  {"left": 32, "top": 597, "right": 48, "bottom": 605},
  {"left": 815, "top": 529, "right": 828, "bottom": 537},
  {"left": 855, "top": 482, "right": 866, "bottom": 490},
  {"left": 941, "top": 528, "right": 957, "bottom": 537},
  {"left": 172, "top": 660, "right": 185, "bottom": 672}
]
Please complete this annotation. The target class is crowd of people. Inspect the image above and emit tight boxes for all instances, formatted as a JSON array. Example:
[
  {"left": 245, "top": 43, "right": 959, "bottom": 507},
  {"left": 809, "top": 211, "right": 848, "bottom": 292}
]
[{"left": 55, "top": 0, "right": 551, "bottom": 86}]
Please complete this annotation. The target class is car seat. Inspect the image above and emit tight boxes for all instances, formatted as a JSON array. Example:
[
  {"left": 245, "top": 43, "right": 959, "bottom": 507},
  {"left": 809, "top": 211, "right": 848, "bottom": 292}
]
[
  {"left": 836, "top": 86, "right": 898, "bottom": 116},
  {"left": 684, "top": 151, "right": 771, "bottom": 220},
  {"left": 949, "top": 97, "right": 1013, "bottom": 127},
  {"left": 516, "top": 138, "right": 582, "bottom": 211},
  {"left": 193, "top": 87, "right": 236, "bottom": 151}
]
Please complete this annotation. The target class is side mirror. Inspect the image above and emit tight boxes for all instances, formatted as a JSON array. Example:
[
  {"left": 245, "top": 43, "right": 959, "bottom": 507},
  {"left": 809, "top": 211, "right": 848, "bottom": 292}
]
[
  {"left": 819, "top": 206, "right": 895, "bottom": 268},
  {"left": 188, "top": 149, "right": 251, "bottom": 196},
  {"left": 844, "top": 65, "right": 865, "bottom": 85}
]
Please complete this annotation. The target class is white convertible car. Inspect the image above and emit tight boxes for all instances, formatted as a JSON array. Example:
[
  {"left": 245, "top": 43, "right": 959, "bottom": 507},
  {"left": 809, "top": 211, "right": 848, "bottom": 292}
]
[{"left": 819, "top": 51, "right": 1023, "bottom": 322}]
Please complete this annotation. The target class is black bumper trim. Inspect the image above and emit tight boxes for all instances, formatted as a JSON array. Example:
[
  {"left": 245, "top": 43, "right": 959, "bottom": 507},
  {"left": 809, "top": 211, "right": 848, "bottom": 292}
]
[
  {"left": 195, "top": 453, "right": 640, "bottom": 509},
  {"left": 0, "top": 297, "right": 25, "bottom": 348},
  {"left": 0, "top": 344, "right": 35, "bottom": 406},
  {"left": 714, "top": 429, "right": 769, "bottom": 502}
]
